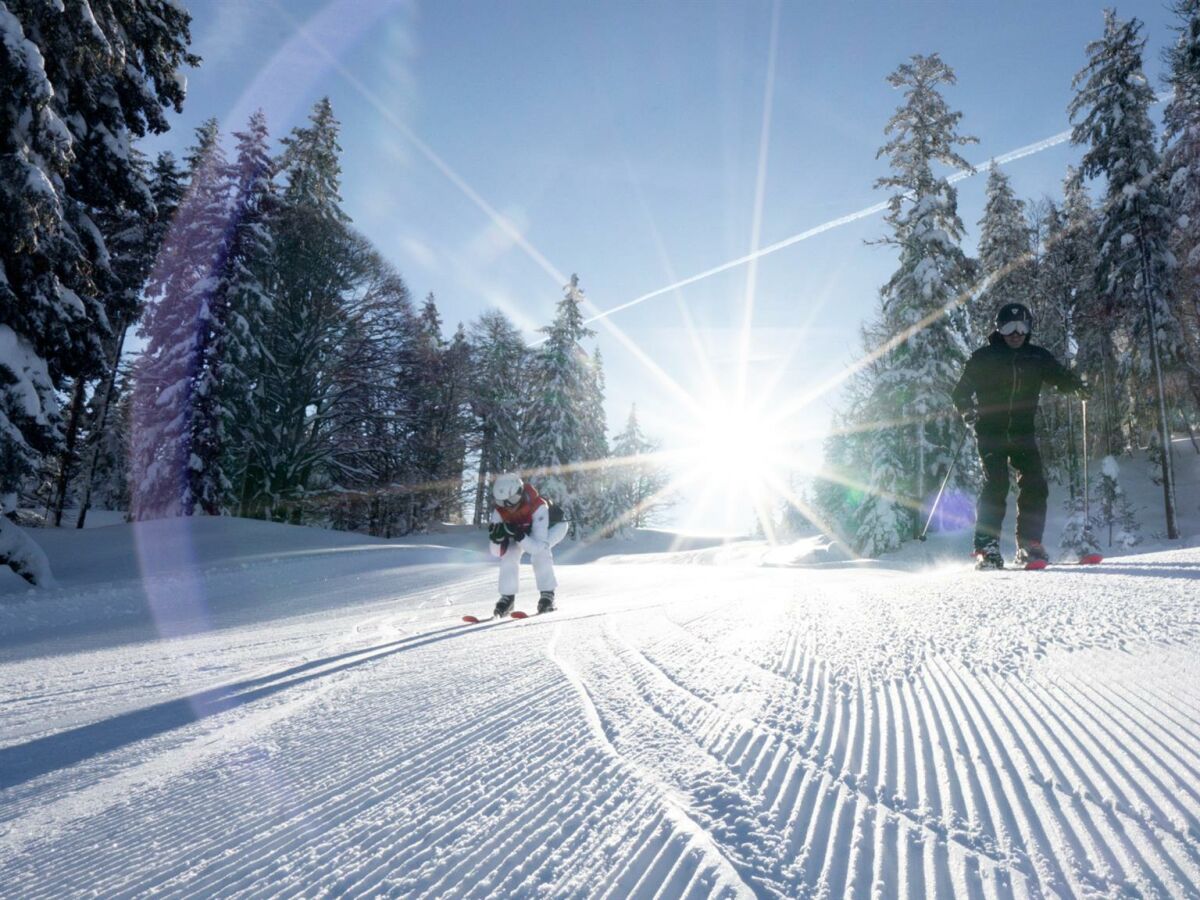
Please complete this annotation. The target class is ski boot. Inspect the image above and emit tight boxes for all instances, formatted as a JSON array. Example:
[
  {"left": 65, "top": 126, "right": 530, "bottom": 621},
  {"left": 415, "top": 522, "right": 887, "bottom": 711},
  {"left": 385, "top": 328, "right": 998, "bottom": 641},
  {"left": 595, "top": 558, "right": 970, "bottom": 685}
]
[
  {"left": 973, "top": 539, "right": 1004, "bottom": 570},
  {"left": 537, "top": 590, "right": 556, "bottom": 614},
  {"left": 1015, "top": 540, "right": 1049, "bottom": 570},
  {"left": 494, "top": 594, "right": 516, "bottom": 618}
]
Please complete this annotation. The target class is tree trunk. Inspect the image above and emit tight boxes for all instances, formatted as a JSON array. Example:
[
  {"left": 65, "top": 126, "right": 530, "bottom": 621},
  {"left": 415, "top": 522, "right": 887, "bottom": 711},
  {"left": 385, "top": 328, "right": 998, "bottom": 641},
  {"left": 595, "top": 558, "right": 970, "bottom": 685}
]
[
  {"left": 1137, "top": 221, "right": 1179, "bottom": 540},
  {"left": 913, "top": 421, "right": 925, "bottom": 541},
  {"left": 473, "top": 427, "right": 494, "bottom": 526},
  {"left": 76, "top": 324, "right": 129, "bottom": 528},
  {"left": 1067, "top": 399, "right": 1078, "bottom": 502},
  {"left": 51, "top": 378, "right": 87, "bottom": 527},
  {"left": 1100, "top": 346, "right": 1115, "bottom": 458}
]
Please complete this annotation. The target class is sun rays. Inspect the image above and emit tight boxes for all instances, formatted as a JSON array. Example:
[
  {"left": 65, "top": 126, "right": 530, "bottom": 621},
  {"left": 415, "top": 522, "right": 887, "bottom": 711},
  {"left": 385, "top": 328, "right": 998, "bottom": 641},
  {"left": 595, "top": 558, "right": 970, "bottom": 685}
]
[{"left": 262, "top": 1, "right": 1137, "bottom": 543}]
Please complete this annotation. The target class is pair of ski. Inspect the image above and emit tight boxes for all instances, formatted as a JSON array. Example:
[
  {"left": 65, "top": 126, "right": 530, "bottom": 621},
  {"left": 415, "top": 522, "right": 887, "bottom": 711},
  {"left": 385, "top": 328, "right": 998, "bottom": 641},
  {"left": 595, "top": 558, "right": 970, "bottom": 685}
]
[
  {"left": 977, "top": 552, "right": 1103, "bottom": 571},
  {"left": 461, "top": 609, "right": 553, "bottom": 624}
]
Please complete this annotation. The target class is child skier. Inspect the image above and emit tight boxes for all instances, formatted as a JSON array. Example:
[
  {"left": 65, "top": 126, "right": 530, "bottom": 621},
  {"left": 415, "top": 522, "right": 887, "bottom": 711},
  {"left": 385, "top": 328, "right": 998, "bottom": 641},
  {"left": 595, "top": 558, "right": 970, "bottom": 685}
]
[
  {"left": 488, "top": 473, "right": 569, "bottom": 616},
  {"left": 951, "top": 302, "right": 1087, "bottom": 569}
]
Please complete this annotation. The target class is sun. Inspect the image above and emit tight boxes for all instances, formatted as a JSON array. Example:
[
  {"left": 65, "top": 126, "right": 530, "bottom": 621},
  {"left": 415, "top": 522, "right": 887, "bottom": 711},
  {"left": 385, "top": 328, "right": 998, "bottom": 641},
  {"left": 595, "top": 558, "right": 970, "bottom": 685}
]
[
  {"left": 689, "top": 399, "right": 785, "bottom": 479},
  {"left": 671, "top": 389, "right": 818, "bottom": 536}
]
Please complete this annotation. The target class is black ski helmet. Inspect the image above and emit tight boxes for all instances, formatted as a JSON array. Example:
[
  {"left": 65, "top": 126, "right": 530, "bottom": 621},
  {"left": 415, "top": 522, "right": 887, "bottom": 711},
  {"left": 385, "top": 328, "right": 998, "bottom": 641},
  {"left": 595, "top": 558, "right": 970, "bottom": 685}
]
[{"left": 995, "top": 302, "right": 1033, "bottom": 332}]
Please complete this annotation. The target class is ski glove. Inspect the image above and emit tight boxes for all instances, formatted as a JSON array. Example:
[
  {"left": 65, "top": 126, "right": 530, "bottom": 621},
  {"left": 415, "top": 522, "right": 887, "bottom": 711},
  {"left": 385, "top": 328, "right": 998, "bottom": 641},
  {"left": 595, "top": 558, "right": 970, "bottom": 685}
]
[{"left": 490, "top": 522, "right": 527, "bottom": 543}]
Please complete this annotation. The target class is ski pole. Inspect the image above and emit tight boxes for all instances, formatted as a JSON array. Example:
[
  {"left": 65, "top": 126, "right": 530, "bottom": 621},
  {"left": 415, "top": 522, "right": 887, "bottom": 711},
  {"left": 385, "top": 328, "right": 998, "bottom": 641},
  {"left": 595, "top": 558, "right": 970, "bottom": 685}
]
[{"left": 919, "top": 426, "right": 971, "bottom": 542}]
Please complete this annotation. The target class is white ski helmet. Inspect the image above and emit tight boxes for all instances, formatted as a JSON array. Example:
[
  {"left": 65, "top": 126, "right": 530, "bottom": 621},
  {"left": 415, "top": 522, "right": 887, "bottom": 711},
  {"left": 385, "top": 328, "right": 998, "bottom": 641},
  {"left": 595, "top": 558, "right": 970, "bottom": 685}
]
[{"left": 492, "top": 472, "right": 524, "bottom": 507}]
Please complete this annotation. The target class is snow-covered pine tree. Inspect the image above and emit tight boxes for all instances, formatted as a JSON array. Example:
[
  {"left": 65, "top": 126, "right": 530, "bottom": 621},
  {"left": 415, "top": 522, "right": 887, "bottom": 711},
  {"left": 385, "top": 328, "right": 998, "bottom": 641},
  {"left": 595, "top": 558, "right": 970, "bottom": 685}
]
[
  {"left": 812, "top": 425, "right": 862, "bottom": 548},
  {"left": 213, "top": 110, "right": 276, "bottom": 514},
  {"left": 131, "top": 120, "right": 234, "bottom": 519},
  {"left": 0, "top": 2, "right": 193, "bottom": 582},
  {"left": 974, "top": 163, "right": 1034, "bottom": 342},
  {"left": 366, "top": 247, "right": 420, "bottom": 536},
  {"left": 1026, "top": 196, "right": 1077, "bottom": 484},
  {"left": 439, "top": 323, "right": 474, "bottom": 523},
  {"left": 1051, "top": 169, "right": 1119, "bottom": 476},
  {"left": 38, "top": 0, "right": 196, "bottom": 525},
  {"left": 853, "top": 437, "right": 907, "bottom": 557},
  {"left": 1163, "top": 0, "right": 1200, "bottom": 416},
  {"left": 1070, "top": 10, "right": 1183, "bottom": 539},
  {"left": 405, "top": 294, "right": 450, "bottom": 528},
  {"left": 53, "top": 149, "right": 150, "bottom": 526},
  {"left": 610, "top": 404, "right": 672, "bottom": 531},
  {"left": 77, "top": 152, "right": 187, "bottom": 529},
  {"left": 813, "top": 355, "right": 880, "bottom": 547},
  {"left": 579, "top": 347, "right": 616, "bottom": 536},
  {"left": 48, "top": 148, "right": 156, "bottom": 527},
  {"left": 393, "top": 295, "right": 473, "bottom": 530},
  {"left": 1058, "top": 486, "right": 1103, "bottom": 561},
  {"left": 467, "top": 309, "right": 528, "bottom": 525},
  {"left": 311, "top": 237, "right": 419, "bottom": 536},
  {"left": 856, "top": 53, "right": 977, "bottom": 553},
  {"left": 522, "top": 274, "right": 596, "bottom": 536},
  {"left": 248, "top": 98, "right": 356, "bottom": 523},
  {"left": 1098, "top": 455, "right": 1142, "bottom": 548}
]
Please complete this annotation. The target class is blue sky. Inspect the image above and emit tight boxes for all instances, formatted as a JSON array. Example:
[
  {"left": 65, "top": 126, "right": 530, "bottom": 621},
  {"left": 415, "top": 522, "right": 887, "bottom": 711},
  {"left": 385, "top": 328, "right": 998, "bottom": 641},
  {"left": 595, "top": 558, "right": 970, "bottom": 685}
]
[{"left": 143, "top": 0, "right": 1178, "bottom": 531}]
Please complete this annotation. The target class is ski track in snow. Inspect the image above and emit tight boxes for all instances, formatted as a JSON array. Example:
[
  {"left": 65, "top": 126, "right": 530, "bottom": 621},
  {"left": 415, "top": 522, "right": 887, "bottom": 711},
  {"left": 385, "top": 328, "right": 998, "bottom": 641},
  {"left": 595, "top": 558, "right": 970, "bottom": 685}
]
[{"left": 1, "top": 542, "right": 1199, "bottom": 898}]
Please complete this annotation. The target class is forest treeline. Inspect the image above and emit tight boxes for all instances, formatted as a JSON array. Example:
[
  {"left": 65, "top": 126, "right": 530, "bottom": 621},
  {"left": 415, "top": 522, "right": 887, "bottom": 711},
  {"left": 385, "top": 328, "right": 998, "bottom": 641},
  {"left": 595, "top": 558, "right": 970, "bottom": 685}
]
[{"left": 0, "top": 2, "right": 668, "bottom": 585}]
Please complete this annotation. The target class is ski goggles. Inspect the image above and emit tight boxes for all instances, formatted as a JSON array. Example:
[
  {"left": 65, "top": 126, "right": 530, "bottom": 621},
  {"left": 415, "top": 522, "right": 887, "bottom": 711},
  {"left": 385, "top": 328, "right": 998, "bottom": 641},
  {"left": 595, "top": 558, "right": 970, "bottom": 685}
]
[
  {"left": 998, "top": 319, "right": 1030, "bottom": 336},
  {"left": 499, "top": 493, "right": 523, "bottom": 508}
]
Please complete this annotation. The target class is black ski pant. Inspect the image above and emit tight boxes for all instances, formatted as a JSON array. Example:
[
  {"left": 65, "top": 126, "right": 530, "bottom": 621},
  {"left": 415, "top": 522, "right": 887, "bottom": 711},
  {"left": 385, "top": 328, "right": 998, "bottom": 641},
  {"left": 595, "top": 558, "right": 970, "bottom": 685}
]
[{"left": 974, "top": 434, "right": 1048, "bottom": 549}]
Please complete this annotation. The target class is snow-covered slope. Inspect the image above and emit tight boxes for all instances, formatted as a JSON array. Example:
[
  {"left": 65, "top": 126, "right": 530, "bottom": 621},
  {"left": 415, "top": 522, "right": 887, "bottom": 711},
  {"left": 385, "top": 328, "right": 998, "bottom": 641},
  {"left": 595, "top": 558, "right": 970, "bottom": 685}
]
[{"left": 2, "top": 516, "right": 1199, "bottom": 897}]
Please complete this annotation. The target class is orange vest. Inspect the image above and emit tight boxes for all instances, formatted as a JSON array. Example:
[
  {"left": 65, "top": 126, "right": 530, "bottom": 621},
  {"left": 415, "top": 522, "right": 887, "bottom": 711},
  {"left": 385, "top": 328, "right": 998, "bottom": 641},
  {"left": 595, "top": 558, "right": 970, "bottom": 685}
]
[{"left": 495, "top": 483, "right": 545, "bottom": 530}]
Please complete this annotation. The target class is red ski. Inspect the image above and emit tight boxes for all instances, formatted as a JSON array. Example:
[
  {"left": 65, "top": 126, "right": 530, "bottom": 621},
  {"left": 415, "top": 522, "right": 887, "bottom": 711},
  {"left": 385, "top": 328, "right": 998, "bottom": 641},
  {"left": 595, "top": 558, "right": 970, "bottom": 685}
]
[
  {"left": 1023, "top": 559, "right": 1048, "bottom": 571},
  {"left": 461, "top": 610, "right": 529, "bottom": 624},
  {"left": 1078, "top": 553, "right": 1103, "bottom": 565}
]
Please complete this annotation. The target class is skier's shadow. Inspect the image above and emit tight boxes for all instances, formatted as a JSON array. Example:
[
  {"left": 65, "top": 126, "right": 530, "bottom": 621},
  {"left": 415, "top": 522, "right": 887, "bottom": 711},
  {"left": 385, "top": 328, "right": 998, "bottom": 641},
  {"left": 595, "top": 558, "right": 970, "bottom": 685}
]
[{"left": 0, "top": 619, "right": 498, "bottom": 791}]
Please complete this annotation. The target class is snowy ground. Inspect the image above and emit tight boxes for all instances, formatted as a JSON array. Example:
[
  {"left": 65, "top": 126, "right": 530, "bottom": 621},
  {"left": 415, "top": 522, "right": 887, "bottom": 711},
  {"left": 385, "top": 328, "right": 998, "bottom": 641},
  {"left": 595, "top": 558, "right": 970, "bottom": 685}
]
[{"left": 2, "top": 460, "right": 1199, "bottom": 897}]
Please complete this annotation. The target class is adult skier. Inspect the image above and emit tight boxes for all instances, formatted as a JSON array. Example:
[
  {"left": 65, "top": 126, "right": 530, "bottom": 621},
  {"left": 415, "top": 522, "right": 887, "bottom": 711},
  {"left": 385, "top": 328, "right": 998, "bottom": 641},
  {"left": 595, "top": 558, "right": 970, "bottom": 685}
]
[
  {"left": 952, "top": 302, "right": 1087, "bottom": 569},
  {"left": 488, "top": 473, "right": 569, "bottom": 615}
]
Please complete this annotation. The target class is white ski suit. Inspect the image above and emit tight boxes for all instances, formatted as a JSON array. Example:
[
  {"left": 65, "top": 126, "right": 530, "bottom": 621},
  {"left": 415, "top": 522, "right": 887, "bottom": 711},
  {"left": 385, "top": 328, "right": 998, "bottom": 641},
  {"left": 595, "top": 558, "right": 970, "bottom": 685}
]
[{"left": 489, "top": 492, "right": 568, "bottom": 596}]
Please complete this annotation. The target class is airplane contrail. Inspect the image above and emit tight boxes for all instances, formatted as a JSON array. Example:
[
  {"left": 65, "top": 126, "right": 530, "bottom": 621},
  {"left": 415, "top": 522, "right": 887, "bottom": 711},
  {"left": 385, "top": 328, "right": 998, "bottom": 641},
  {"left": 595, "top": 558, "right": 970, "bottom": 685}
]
[{"left": 581, "top": 128, "right": 1076, "bottom": 329}]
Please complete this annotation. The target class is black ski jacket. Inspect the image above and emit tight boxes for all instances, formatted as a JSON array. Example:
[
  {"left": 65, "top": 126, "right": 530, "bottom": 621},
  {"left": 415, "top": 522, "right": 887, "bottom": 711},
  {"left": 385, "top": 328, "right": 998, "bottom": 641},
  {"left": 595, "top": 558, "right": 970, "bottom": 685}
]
[{"left": 951, "top": 333, "right": 1082, "bottom": 441}]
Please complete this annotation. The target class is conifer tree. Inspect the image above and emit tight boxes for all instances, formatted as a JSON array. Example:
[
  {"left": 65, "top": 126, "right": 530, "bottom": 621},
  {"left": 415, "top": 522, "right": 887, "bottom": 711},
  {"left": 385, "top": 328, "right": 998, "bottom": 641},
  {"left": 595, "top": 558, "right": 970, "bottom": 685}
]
[
  {"left": 855, "top": 53, "right": 977, "bottom": 553},
  {"left": 315, "top": 238, "right": 418, "bottom": 535},
  {"left": 1058, "top": 488, "right": 1103, "bottom": 560},
  {"left": 390, "top": 294, "right": 473, "bottom": 530},
  {"left": 523, "top": 274, "right": 596, "bottom": 535},
  {"left": 974, "top": 163, "right": 1034, "bottom": 342},
  {"left": 213, "top": 110, "right": 276, "bottom": 511},
  {"left": 1163, "top": 0, "right": 1200, "bottom": 413},
  {"left": 579, "top": 347, "right": 614, "bottom": 535},
  {"left": 131, "top": 121, "right": 233, "bottom": 519},
  {"left": 467, "top": 310, "right": 528, "bottom": 524},
  {"left": 1098, "top": 455, "right": 1142, "bottom": 548},
  {"left": 0, "top": 1, "right": 194, "bottom": 581},
  {"left": 77, "top": 152, "right": 186, "bottom": 529},
  {"left": 611, "top": 404, "right": 672, "bottom": 529},
  {"left": 1070, "top": 10, "right": 1182, "bottom": 538},
  {"left": 248, "top": 98, "right": 355, "bottom": 522},
  {"left": 402, "top": 294, "right": 450, "bottom": 527}
]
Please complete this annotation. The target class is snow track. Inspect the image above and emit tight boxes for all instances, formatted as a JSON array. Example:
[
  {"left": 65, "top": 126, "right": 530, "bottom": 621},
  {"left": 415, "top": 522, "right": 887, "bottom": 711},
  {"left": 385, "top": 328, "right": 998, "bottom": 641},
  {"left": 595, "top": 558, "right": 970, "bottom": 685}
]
[{"left": 2, "top": 541, "right": 1199, "bottom": 897}]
